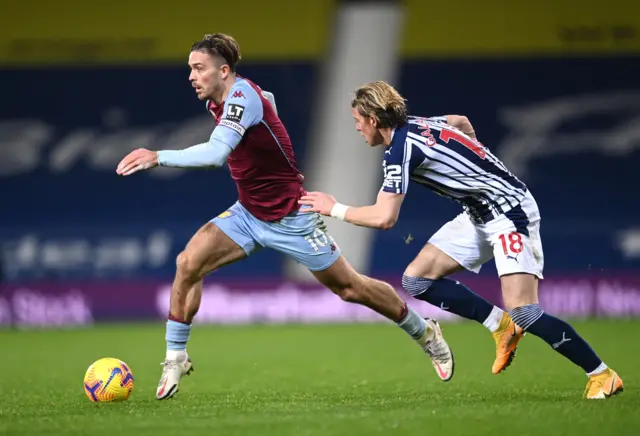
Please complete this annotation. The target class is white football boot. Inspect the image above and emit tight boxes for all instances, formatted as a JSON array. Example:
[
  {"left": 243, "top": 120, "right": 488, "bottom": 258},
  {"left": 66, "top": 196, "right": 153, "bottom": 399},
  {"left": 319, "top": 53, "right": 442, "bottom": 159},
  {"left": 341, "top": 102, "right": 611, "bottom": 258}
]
[
  {"left": 418, "top": 318, "right": 455, "bottom": 382},
  {"left": 156, "top": 352, "right": 194, "bottom": 400}
]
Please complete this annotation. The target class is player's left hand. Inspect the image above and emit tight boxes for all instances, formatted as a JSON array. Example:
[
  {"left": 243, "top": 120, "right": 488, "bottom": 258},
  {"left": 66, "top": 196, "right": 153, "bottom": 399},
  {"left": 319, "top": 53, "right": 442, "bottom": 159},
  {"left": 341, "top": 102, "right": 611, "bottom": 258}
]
[
  {"left": 116, "top": 148, "right": 159, "bottom": 176},
  {"left": 299, "top": 191, "right": 336, "bottom": 216}
]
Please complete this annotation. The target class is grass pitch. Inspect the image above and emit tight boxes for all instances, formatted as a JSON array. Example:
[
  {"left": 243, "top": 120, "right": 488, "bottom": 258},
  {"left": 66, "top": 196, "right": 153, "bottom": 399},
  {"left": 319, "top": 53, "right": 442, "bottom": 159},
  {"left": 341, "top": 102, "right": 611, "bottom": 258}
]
[{"left": 1, "top": 320, "right": 638, "bottom": 435}]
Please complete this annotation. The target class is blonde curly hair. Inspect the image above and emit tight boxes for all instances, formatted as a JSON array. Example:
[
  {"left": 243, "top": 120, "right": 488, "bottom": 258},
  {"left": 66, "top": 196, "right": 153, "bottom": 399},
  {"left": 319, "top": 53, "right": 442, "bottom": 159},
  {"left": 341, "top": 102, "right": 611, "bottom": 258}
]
[{"left": 351, "top": 81, "right": 408, "bottom": 128}]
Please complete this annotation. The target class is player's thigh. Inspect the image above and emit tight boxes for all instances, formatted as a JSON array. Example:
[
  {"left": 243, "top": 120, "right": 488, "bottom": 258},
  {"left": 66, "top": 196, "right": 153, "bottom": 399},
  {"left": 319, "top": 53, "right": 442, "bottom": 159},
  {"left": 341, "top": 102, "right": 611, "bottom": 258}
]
[
  {"left": 179, "top": 221, "right": 247, "bottom": 277},
  {"left": 310, "top": 254, "right": 361, "bottom": 295},
  {"left": 488, "top": 220, "right": 544, "bottom": 279},
  {"left": 404, "top": 243, "right": 466, "bottom": 279},
  {"left": 417, "top": 212, "right": 493, "bottom": 277},
  {"left": 209, "top": 202, "right": 263, "bottom": 256},
  {"left": 485, "top": 200, "right": 544, "bottom": 308},
  {"left": 179, "top": 203, "right": 260, "bottom": 277},
  {"left": 500, "top": 273, "right": 539, "bottom": 310},
  {"left": 497, "top": 226, "right": 543, "bottom": 308},
  {"left": 262, "top": 210, "right": 341, "bottom": 272}
]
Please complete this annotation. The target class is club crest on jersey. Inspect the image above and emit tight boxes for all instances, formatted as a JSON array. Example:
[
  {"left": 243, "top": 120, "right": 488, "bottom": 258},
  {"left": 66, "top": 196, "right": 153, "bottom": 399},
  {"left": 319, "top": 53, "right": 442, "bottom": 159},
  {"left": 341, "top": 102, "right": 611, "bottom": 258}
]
[
  {"left": 231, "top": 90, "right": 245, "bottom": 99},
  {"left": 217, "top": 210, "right": 236, "bottom": 219}
]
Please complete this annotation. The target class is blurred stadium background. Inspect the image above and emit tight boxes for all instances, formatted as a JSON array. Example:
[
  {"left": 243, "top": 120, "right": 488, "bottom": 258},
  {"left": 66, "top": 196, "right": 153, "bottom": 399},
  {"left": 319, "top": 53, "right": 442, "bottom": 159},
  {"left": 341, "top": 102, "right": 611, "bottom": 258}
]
[{"left": 1, "top": 0, "right": 640, "bottom": 327}]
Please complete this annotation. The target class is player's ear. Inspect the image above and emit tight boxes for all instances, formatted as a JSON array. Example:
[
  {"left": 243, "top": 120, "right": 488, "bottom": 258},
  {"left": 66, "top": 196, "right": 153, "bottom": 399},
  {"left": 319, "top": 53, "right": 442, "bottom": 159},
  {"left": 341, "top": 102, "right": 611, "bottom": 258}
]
[
  {"left": 219, "top": 63, "right": 230, "bottom": 80},
  {"left": 369, "top": 116, "right": 377, "bottom": 128}
]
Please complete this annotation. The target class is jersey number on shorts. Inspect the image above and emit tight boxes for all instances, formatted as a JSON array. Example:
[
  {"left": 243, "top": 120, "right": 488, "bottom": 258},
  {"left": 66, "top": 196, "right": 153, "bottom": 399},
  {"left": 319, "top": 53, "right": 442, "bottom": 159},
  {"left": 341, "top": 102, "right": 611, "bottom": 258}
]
[
  {"left": 439, "top": 128, "right": 486, "bottom": 159},
  {"left": 498, "top": 232, "right": 523, "bottom": 256},
  {"left": 305, "top": 228, "right": 329, "bottom": 253}
]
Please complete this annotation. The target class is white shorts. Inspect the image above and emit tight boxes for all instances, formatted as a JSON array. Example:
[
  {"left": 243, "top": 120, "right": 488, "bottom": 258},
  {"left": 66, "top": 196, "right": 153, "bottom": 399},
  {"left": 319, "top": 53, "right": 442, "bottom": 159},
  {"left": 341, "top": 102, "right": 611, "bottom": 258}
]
[{"left": 428, "top": 190, "right": 544, "bottom": 279}]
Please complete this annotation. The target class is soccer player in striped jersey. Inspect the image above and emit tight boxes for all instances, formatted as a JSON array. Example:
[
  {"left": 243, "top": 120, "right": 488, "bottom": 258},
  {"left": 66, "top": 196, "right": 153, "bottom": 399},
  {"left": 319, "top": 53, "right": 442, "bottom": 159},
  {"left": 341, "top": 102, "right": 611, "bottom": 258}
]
[
  {"left": 300, "top": 81, "right": 623, "bottom": 399},
  {"left": 116, "top": 37, "right": 455, "bottom": 400}
]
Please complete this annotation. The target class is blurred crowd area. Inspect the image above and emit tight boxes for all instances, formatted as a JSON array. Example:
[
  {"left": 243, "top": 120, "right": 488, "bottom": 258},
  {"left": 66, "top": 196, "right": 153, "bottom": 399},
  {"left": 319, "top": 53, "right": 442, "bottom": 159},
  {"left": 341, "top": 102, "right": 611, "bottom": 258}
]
[{"left": 1, "top": 0, "right": 639, "bottom": 325}]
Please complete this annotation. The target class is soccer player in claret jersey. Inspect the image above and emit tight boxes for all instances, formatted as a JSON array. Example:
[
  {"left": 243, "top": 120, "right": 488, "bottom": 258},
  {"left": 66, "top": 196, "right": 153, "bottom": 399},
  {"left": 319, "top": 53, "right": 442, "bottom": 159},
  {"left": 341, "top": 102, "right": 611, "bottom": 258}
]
[
  {"left": 116, "top": 35, "right": 455, "bottom": 400},
  {"left": 299, "top": 81, "right": 624, "bottom": 399}
]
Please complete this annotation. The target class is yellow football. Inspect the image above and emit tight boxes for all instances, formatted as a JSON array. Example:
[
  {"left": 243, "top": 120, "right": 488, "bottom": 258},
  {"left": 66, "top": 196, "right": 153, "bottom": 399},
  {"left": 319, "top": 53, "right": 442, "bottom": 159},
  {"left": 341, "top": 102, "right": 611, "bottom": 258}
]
[{"left": 83, "top": 357, "right": 135, "bottom": 402}]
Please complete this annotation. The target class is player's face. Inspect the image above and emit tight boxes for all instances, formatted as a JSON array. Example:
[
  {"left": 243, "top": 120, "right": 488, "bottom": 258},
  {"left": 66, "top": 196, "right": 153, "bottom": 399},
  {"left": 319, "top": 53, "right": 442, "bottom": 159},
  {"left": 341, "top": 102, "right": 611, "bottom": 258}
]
[
  {"left": 352, "top": 108, "right": 383, "bottom": 146},
  {"left": 188, "top": 50, "right": 224, "bottom": 101}
]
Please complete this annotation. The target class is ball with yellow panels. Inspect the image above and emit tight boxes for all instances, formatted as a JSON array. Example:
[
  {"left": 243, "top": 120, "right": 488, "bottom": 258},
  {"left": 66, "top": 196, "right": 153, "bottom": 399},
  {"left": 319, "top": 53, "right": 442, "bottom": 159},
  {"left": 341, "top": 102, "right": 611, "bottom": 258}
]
[{"left": 83, "top": 357, "right": 135, "bottom": 402}]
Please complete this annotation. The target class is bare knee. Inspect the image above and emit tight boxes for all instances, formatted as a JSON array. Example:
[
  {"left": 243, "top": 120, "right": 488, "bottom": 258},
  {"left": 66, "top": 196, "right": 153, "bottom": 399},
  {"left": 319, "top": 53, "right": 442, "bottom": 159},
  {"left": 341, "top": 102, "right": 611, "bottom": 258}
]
[
  {"left": 404, "top": 243, "right": 464, "bottom": 280},
  {"left": 324, "top": 274, "right": 362, "bottom": 303},
  {"left": 501, "top": 273, "right": 539, "bottom": 310},
  {"left": 311, "top": 256, "right": 364, "bottom": 302},
  {"left": 175, "top": 222, "right": 246, "bottom": 283},
  {"left": 176, "top": 250, "right": 205, "bottom": 281},
  {"left": 405, "top": 254, "right": 440, "bottom": 279}
]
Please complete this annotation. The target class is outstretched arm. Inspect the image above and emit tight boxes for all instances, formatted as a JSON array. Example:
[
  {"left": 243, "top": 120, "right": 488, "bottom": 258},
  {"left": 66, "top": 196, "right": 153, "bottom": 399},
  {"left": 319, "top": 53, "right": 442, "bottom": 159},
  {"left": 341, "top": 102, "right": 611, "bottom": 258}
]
[
  {"left": 116, "top": 82, "right": 264, "bottom": 176},
  {"left": 156, "top": 90, "right": 278, "bottom": 168},
  {"left": 299, "top": 190, "right": 405, "bottom": 230},
  {"left": 156, "top": 128, "right": 235, "bottom": 169},
  {"left": 116, "top": 124, "right": 238, "bottom": 176},
  {"left": 300, "top": 131, "right": 416, "bottom": 229}
]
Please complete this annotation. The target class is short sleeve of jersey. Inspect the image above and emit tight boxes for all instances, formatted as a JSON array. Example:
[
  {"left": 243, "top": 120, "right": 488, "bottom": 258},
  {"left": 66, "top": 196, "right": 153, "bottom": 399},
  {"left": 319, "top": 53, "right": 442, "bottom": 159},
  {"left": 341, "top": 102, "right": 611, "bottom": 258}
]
[
  {"left": 216, "top": 80, "right": 264, "bottom": 142},
  {"left": 381, "top": 125, "right": 421, "bottom": 194}
]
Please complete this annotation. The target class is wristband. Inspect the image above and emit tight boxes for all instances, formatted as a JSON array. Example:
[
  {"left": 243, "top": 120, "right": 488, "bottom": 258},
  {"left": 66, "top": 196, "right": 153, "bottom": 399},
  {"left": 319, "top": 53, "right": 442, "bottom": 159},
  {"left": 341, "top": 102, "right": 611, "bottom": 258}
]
[{"left": 330, "top": 203, "right": 349, "bottom": 221}]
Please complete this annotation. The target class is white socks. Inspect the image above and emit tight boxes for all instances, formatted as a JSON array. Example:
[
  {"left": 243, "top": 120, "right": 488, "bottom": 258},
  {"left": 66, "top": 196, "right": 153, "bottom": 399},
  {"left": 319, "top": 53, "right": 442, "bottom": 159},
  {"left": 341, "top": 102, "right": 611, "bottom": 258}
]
[
  {"left": 587, "top": 362, "right": 608, "bottom": 377},
  {"left": 482, "top": 306, "right": 505, "bottom": 332},
  {"left": 166, "top": 349, "right": 187, "bottom": 361}
]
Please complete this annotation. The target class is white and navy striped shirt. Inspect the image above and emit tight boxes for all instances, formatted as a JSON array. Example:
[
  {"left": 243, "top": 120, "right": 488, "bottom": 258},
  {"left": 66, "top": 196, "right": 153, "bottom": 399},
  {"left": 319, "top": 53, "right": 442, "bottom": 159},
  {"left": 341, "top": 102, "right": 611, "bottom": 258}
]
[{"left": 381, "top": 115, "right": 528, "bottom": 223}]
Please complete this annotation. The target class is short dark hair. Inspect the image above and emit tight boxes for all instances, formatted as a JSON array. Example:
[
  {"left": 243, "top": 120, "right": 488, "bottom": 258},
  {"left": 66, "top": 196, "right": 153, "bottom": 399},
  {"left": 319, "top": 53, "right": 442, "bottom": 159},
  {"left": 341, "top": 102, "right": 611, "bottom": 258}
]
[{"left": 191, "top": 33, "right": 242, "bottom": 72}]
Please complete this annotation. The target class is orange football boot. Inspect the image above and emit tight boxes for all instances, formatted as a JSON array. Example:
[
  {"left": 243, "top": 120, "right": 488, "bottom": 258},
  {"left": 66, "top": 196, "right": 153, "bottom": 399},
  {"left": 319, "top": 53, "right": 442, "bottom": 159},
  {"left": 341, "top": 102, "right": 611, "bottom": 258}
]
[
  {"left": 584, "top": 368, "right": 624, "bottom": 399},
  {"left": 491, "top": 312, "right": 524, "bottom": 374}
]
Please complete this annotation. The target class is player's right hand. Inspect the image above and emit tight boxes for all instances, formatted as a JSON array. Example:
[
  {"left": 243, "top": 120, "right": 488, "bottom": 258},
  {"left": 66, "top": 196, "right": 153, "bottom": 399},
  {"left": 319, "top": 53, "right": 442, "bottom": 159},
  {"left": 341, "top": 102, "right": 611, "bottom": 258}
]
[
  {"left": 298, "top": 191, "right": 337, "bottom": 216},
  {"left": 116, "top": 148, "right": 159, "bottom": 176}
]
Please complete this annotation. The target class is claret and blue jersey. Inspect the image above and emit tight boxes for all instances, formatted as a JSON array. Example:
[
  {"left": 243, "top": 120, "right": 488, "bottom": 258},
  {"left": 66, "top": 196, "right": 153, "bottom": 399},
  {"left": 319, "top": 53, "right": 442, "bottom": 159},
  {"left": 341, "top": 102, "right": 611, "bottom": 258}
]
[
  {"left": 206, "top": 76, "right": 341, "bottom": 272},
  {"left": 206, "top": 76, "right": 304, "bottom": 222}
]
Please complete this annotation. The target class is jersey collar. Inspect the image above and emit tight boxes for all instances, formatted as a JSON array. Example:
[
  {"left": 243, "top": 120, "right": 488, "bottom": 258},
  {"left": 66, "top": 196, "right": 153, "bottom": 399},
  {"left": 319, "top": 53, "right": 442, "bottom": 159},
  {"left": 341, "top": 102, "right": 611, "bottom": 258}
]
[{"left": 388, "top": 123, "right": 409, "bottom": 149}]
